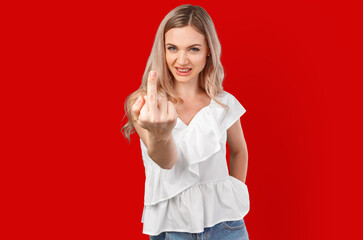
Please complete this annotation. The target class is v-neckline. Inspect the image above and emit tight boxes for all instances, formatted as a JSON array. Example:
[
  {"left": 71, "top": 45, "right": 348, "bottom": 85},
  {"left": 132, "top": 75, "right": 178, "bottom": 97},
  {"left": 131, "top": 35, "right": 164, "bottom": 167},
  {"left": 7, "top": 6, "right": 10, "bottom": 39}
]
[{"left": 177, "top": 98, "right": 213, "bottom": 128}]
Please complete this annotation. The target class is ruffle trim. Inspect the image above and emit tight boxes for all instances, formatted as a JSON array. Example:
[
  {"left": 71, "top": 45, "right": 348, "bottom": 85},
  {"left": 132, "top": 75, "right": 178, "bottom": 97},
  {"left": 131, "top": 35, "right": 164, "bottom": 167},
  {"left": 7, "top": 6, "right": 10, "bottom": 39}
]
[
  {"left": 143, "top": 110, "right": 224, "bottom": 206},
  {"left": 141, "top": 91, "right": 246, "bottom": 206},
  {"left": 142, "top": 176, "right": 250, "bottom": 236}
]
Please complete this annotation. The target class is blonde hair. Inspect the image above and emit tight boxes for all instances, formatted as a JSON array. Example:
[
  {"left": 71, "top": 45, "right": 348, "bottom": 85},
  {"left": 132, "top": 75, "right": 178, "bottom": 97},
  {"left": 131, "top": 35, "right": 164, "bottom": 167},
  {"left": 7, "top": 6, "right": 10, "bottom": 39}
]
[{"left": 121, "top": 4, "right": 228, "bottom": 142}]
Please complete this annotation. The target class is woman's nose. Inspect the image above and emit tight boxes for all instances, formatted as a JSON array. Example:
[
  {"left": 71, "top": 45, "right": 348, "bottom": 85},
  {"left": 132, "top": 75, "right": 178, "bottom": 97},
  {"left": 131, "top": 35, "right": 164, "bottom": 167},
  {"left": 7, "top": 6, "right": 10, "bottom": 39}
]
[{"left": 177, "top": 51, "right": 188, "bottom": 65}]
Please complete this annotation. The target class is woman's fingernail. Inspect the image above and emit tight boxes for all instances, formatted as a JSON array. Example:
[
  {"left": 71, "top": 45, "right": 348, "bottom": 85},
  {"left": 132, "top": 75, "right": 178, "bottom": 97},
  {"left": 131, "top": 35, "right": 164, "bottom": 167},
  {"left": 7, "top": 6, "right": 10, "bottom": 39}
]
[{"left": 151, "top": 71, "right": 156, "bottom": 77}]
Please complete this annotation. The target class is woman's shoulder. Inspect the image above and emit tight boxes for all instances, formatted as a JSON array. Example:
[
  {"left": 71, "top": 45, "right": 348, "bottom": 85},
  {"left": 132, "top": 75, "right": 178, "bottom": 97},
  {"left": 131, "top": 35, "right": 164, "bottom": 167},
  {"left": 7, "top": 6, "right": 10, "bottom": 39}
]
[
  {"left": 215, "top": 90, "right": 238, "bottom": 104},
  {"left": 213, "top": 90, "right": 246, "bottom": 115}
]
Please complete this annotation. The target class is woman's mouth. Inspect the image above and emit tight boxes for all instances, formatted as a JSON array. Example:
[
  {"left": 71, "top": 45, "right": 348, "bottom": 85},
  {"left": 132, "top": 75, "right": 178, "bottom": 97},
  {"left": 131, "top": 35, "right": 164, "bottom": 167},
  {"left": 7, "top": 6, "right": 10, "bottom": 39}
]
[{"left": 175, "top": 67, "right": 192, "bottom": 76}]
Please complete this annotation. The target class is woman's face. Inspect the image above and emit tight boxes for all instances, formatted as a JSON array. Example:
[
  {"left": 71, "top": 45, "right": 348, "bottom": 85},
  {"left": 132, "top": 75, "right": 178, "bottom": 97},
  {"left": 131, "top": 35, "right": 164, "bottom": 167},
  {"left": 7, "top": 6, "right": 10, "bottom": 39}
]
[{"left": 165, "top": 26, "right": 209, "bottom": 85}]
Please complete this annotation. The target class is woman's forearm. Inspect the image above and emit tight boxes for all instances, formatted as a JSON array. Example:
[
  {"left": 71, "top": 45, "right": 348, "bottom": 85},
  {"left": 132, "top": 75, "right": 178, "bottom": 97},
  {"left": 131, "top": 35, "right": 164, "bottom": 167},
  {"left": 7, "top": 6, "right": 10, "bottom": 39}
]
[
  {"left": 229, "top": 151, "right": 248, "bottom": 183},
  {"left": 147, "top": 132, "right": 178, "bottom": 170}
]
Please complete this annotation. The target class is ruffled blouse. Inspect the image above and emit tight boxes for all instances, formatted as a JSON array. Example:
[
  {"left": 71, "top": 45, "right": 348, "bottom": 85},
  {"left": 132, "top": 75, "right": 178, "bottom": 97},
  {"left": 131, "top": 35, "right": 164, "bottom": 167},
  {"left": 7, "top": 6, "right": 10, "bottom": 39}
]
[{"left": 140, "top": 90, "right": 250, "bottom": 236}]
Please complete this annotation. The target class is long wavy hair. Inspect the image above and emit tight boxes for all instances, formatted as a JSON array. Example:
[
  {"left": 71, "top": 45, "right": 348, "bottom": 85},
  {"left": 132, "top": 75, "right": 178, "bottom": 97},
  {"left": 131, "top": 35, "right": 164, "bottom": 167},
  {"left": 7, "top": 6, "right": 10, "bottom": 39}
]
[{"left": 121, "top": 4, "right": 228, "bottom": 142}]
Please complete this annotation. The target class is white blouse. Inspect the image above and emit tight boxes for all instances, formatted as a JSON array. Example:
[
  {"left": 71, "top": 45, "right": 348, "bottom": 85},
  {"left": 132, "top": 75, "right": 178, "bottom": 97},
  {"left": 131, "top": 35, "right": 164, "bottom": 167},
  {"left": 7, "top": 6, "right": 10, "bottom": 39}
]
[{"left": 140, "top": 90, "right": 250, "bottom": 236}]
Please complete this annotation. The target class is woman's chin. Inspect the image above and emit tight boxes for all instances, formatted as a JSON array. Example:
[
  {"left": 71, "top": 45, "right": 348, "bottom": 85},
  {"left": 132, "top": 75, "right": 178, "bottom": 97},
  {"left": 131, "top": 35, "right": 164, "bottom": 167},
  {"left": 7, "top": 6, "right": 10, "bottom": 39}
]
[{"left": 173, "top": 75, "right": 197, "bottom": 83}]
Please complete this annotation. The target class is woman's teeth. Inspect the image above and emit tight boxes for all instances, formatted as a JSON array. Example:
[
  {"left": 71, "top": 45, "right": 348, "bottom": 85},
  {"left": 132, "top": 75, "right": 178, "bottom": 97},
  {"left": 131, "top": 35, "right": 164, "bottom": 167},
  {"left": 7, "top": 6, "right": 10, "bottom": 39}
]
[{"left": 176, "top": 68, "right": 191, "bottom": 72}]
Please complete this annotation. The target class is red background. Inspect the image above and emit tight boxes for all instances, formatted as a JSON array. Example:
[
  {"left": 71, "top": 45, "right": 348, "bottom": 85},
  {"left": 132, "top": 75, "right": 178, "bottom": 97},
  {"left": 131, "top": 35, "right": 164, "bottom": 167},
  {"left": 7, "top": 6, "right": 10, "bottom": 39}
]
[{"left": 2, "top": 0, "right": 362, "bottom": 239}]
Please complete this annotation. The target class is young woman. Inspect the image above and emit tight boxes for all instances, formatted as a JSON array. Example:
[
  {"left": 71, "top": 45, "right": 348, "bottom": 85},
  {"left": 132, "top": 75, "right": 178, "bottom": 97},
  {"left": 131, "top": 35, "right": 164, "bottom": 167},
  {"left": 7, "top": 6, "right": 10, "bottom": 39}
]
[{"left": 122, "top": 4, "right": 250, "bottom": 240}]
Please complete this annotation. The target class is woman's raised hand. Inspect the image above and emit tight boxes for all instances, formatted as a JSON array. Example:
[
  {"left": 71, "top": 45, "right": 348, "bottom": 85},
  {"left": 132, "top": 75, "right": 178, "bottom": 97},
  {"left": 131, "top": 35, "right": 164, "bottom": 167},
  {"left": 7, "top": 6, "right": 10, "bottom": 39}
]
[{"left": 132, "top": 71, "right": 178, "bottom": 140}]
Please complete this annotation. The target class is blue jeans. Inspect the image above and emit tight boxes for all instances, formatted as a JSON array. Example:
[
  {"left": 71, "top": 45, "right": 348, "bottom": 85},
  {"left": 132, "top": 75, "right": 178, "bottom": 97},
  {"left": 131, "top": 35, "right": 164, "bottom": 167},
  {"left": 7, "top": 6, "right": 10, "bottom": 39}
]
[{"left": 150, "top": 218, "right": 249, "bottom": 240}]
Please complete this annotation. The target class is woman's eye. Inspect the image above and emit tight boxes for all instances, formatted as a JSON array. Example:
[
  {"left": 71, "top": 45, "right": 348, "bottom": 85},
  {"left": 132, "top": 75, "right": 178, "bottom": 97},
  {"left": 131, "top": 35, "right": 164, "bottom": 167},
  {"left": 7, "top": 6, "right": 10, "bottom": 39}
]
[
  {"left": 190, "top": 48, "right": 200, "bottom": 52},
  {"left": 167, "top": 46, "right": 177, "bottom": 51}
]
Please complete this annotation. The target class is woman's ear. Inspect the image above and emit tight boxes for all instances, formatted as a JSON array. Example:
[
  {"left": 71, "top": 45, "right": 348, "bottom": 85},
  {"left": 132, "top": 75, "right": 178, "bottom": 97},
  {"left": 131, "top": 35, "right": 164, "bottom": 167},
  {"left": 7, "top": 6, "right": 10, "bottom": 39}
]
[{"left": 207, "top": 48, "right": 211, "bottom": 57}]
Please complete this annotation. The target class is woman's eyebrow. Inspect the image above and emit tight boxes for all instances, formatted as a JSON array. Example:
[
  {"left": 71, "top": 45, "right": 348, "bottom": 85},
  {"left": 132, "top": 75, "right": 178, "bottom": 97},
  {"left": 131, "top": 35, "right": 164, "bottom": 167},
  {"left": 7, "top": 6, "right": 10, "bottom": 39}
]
[{"left": 165, "top": 43, "right": 202, "bottom": 47}]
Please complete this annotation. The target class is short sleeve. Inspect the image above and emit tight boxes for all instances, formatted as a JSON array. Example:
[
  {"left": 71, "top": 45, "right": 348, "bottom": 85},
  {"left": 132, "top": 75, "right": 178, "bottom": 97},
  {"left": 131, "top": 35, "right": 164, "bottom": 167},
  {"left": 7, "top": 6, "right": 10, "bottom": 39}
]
[{"left": 221, "top": 92, "right": 246, "bottom": 131}]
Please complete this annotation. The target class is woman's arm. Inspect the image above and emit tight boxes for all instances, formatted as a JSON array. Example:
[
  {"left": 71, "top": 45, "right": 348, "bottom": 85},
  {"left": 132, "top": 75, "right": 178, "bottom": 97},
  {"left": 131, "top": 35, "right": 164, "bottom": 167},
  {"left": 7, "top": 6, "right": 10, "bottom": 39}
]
[
  {"left": 131, "top": 71, "right": 178, "bottom": 170},
  {"left": 227, "top": 118, "right": 248, "bottom": 183},
  {"left": 134, "top": 118, "right": 178, "bottom": 170}
]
